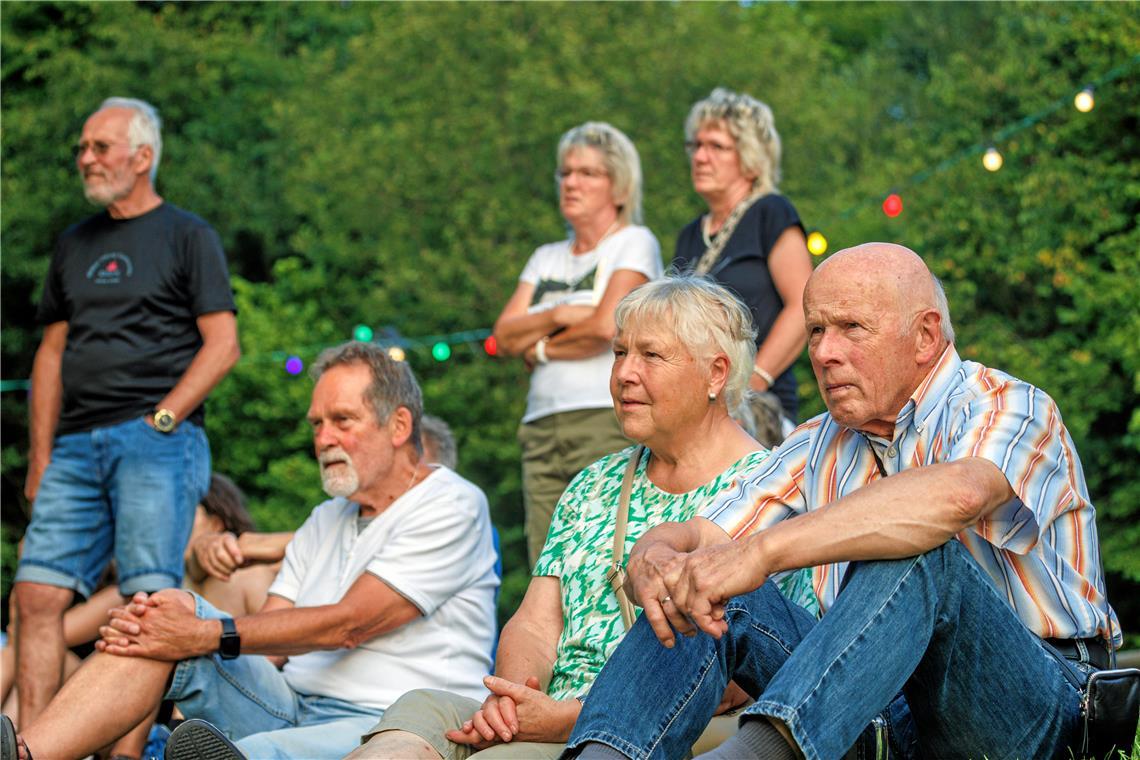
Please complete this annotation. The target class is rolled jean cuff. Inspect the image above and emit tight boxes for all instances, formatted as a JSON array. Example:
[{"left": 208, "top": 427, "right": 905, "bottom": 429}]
[
  {"left": 13, "top": 563, "right": 91, "bottom": 597},
  {"left": 120, "top": 571, "right": 181, "bottom": 596}
]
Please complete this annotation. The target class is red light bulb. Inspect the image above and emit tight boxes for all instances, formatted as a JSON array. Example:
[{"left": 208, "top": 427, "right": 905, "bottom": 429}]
[{"left": 882, "top": 194, "right": 903, "bottom": 218}]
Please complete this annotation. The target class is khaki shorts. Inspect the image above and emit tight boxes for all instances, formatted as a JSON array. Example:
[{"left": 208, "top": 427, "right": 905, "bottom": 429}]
[
  {"left": 361, "top": 689, "right": 564, "bottom": 760},
  {"left": 518, "top": 407, "right": 629, "bottom": 568}
]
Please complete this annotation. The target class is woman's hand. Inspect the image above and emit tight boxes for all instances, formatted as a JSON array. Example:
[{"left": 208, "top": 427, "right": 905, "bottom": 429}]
[
  {"left": 445, "top": 675, "right": 580, "bottom": 747},
  {"left": 714, "top": 680, "right": 752, "bottom": 715}
]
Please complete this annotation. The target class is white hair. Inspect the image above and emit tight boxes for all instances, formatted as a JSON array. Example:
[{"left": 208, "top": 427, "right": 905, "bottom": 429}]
[
  {"left": 99, "top": 97, "right": 163, "bottom": 183},
  {"left": 931, "top": 274, "right": 956, "bottom": 343},
  {"left": 615, "top": 275, "right": 757, "bottom": 413}
]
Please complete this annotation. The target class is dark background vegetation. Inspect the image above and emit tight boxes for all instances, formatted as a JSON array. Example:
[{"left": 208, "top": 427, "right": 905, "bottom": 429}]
[{"left": 2, "top": 2, "right": 1138, "bottom": 642}]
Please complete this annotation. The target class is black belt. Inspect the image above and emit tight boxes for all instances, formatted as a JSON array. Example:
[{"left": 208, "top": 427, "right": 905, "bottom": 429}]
[{"left": 1046, "top": 637, "right": 1111, "bottom": 670}]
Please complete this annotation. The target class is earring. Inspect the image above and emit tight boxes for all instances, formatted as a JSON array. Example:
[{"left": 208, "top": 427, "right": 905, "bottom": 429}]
[{"left": 708, "top": 392, "right": 717, "bottom": 403}]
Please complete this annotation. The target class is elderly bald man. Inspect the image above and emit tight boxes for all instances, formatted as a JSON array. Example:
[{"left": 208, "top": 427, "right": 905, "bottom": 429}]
[{"left": 564, "top": 243, "right": 1119, "bottom": 760}]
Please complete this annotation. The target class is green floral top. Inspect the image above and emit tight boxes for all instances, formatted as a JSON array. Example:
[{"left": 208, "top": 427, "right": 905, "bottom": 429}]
[{"left": 533, "top": 446, "right": 818, "bottom": 701}]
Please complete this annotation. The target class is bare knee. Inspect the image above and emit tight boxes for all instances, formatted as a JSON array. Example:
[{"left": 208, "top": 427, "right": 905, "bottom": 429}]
[
  {"left": 347, "top": 730, "right": 443, "bottom": 760},
  {"left": 13, "top": 583, "right": 72, "bottom": 623}
]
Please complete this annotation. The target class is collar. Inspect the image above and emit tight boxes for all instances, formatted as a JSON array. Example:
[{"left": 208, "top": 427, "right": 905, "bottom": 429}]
[{"left": 862, "top": 345, "right": 962, "bottom": 446}]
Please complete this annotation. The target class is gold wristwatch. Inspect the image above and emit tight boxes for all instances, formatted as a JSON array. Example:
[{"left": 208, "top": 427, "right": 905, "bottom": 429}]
[{"left": 153, "top": 408, "right": 178, "bottom": 433}]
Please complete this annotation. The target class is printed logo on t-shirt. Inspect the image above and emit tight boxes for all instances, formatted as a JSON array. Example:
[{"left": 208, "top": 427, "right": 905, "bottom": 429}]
[
  {"left": 86, "top": 253, "right": 134, "bottom": 285},
  {"left": 531, "top": 266, "right": 597, "bottom": 309}
]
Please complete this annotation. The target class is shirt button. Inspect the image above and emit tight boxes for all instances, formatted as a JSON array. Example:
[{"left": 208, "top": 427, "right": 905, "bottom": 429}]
[
  {"left": 916, "top": 423, "right": 924, "bottom": 433},
  {"left": 887, "top": 448, "right": 897, "bottom": 458}
]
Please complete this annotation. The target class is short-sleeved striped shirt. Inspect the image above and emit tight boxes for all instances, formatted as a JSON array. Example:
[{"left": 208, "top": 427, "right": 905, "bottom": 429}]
[
  {"left": 701, "top": 347, "right": 1121, "bottom": 646},
  {"left": 534, "top": 446, "right": 817, "bottom": 702}
]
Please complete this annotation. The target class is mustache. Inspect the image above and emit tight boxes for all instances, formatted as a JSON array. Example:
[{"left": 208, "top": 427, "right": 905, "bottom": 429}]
[{"left": 318, "top": 448, "right": 351, "bottom": 466}]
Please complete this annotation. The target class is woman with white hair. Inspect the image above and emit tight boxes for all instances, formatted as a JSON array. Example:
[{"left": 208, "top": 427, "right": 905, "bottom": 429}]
[
  {"left": 493, "top": 122, "right": 663, "bottom": 568},
  {"left": 674, "top": 88, "right": 813, "bottom": 443},
  {"left": 350, "top": 276, "right": 815, "bottom": 760}
]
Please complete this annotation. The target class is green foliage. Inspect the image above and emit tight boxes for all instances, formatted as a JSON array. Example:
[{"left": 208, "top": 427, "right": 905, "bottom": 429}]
[{"left": 2, "top": 3, "right": 1137, "bottom": 637}]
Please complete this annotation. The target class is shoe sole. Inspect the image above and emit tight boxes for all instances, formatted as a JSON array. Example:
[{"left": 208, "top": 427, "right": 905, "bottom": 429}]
[
  {"left": 164, "top": 719, "right": 243, "bottom": 760},
  {"left": 1, "top": 715, "right": 18, "bottom": 760}
]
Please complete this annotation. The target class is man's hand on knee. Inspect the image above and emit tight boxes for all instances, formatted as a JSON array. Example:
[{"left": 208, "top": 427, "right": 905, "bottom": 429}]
[{"left": 95, "top": 588, "right": 209, "bottom": 661}]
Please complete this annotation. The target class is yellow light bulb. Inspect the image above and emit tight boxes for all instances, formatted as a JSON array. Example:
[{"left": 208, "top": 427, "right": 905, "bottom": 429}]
[
  {"left": 1074, "top": 88, "right": 1094, "bottom": 113},
  {"left": 807, "top": 231, "right": 828, "bottom": 256},
  {"left": 982, "top": 147, "right": 1003, "bottom": 172},
  {"left": 387, "top": 346, "right": 406, "bottom": 362}
]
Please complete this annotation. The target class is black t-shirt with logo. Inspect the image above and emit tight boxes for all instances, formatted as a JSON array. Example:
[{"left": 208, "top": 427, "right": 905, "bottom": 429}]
[
  {"left": 673, "top": 194, "right": 804, "bottom": 420},
  {"left": 36, "top": 203, "right": 236, "bottom": 435}
]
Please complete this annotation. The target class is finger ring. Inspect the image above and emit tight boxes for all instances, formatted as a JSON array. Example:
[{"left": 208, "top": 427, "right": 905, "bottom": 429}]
[{"left": 662, "top": 596, "right": 671, "bottom": 604}]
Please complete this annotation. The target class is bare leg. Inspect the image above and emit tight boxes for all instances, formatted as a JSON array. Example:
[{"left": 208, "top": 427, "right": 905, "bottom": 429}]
[
  {"left": 107, "top": 704, "right": 160, "bottom": 759},
  {"left": 347, "top": 730, "right": 444, "bottom": 760},
  {"left": 19, "top": 651, "right": 174, "bottom": 759},
  {"left": 13, "top": 582, "right": 71, "bottom": 726}
]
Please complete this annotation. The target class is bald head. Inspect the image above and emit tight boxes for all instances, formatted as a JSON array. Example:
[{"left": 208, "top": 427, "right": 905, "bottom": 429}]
[
  {"left": 809, "top": 243, "right": 954, "bottom": 343},
  {"left": 803, "top": 243, "right": 953, "bottom": 437}
]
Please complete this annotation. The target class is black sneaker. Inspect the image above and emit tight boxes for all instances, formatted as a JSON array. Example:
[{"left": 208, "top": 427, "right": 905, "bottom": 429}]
[
  {"left": 1, "top": 715, "right": 24, "bottom": 760},
  {"left": 164, "top": 719, "right": 244, "bottom": 760}
]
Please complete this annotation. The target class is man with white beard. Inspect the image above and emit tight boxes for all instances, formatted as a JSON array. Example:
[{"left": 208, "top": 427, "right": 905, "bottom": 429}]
[
  {"left": 12, "top": 97, "right": 240, "bottom": 728},
  {"left": 4, "top": 342, "right": 500, "bottom": 760}
]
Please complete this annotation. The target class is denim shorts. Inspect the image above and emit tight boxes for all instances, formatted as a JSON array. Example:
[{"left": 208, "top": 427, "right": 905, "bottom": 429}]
[
  {"left": 166, "top": 594, "right": 382, "bottom": 759},
  {"left": 15, "top": 416, "right": 210, "bottom": 597}
]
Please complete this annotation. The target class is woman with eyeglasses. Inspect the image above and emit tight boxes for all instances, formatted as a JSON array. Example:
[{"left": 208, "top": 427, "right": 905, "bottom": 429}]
[
  {"left": 493, "top": 122, "right": 663, "bottom": 569},
  {"left": 673, "top": 88, "right": 813, "bottom": 445}
]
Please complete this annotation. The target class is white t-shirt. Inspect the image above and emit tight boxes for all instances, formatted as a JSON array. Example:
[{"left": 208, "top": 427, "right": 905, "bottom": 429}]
[
  {"left": 518, "top": 224, "right": 662, "bottom": 422},
  {"left": 268, "top": 466, "right": 498, "bottom": 709}
]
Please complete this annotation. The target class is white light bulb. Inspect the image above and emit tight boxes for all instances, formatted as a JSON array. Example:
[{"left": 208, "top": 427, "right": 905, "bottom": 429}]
[
  {"left": 1074, "top": 88, "right": 1095, "bottom": 113},
  {"left": 983, "top": 147, "right": 1004, "bottom": 172}
]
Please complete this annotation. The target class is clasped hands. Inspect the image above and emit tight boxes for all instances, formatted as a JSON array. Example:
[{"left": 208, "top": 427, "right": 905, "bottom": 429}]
[
  {"left": 625, "top": 532, "right": 761, "bottom": 649},
  {"left": 95, "top": 589, "right": 205, "bottom": 661},
  {"left": 445, "top": 675, "right": 579, "bottom": 749}
]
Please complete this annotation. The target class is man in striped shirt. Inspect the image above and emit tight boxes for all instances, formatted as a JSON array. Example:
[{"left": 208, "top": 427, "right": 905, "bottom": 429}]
[{"left": 565, "top": 243, "right": 1119, "bottom": 760}]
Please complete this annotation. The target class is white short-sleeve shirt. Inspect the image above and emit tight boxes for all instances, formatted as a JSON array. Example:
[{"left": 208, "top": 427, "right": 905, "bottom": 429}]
[
  {"left": 518, "top": 225, "right": 662, "bottom": 422},
  {"left": 269, "top": 466, "right": 499, "bottom": 709}
]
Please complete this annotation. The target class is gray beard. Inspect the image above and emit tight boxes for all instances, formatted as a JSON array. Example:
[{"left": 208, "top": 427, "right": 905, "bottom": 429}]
[
  {"left": 82, "top": 177, "right": 132, "bottom": 207},
  {"left": 320, "top": 459, "right": 360, "bottom": 499}
]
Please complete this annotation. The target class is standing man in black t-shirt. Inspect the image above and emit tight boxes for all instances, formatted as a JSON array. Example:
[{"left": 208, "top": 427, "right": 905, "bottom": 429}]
[{"left": 12, "top": 97, "right": 240, "bottom": 726}]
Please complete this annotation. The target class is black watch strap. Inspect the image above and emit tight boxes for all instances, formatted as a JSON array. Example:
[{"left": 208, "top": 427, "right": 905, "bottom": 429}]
[{"left": 218, "top": 616, "right": 241, "bottom": 660}]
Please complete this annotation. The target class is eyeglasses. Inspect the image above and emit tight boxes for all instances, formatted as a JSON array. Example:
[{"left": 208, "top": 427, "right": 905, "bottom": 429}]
[
  {"left": 555, "top": 167, "right": 609, "bottom": 181},
  {"left": 73, "top": 140, "right": 130, "bottom": 158},
  {"left": 684, "top": 139, "right": 736, "bottom": 157}
]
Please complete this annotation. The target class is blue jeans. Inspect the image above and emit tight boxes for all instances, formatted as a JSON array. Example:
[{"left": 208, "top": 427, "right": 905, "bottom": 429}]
[
  {"left": 165, "top": 595, "right": 382, "bottom": 759},
  {"left": 16, "top": 416, "right": 210, "bottom": 596},
  {"left": 566, "top": 541, "right": 1086, "bottom": 760}
]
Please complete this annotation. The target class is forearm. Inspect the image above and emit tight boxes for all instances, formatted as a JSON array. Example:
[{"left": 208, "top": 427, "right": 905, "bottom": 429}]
[
  {"left": 752, "top": 307, "right": 807, "bottom": 385},
  {"left": 493, "top": 310, "right": 561, "bottom": 356},
  {"left": 750, "top": 458, "right": 1015, "bottom": 574},
  {"left": 238, "top": 532, "right": 293, "bottom": 563},
  {"left": 233, "top": 601, "right": 414, "bottom": 656},
  {"left": 634, "top": 518, "right": 724, "bottom": 559},
  {"left": 540, "top": 327, "right": 611, "bottom": 361},
  {"left": 492, "top": 619, "right": 558, "bottom": 689},
  {"left": 28, "top": 344, "right": 64, "bottom": 460},
  {"left": 156, "top": 314, "right": 239, "bottom": 421}
]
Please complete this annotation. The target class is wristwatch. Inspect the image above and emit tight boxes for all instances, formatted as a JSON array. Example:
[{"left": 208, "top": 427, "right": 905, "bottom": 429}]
[
  {"left": 218, "top": 616, "right": 241, "bottom": 660},
  {"left": 153, "top": 408, "right": 177, "bottom": 433}
]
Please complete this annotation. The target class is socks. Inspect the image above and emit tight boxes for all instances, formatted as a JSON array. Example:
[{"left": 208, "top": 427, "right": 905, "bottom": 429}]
[
  {"left": 695, "top": 718, "right": 798, "bottom": 760},
  {"left": 574, "top": 741, "right": 633, "bottom": 760}
]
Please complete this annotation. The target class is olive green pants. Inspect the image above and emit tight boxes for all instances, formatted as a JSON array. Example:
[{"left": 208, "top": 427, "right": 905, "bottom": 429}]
[
  {"left": 360, "top": 688, "right": 743, "bottom": 759},
  {"left": 518, "top": 407, "right": 630, "bottom": 568}
]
